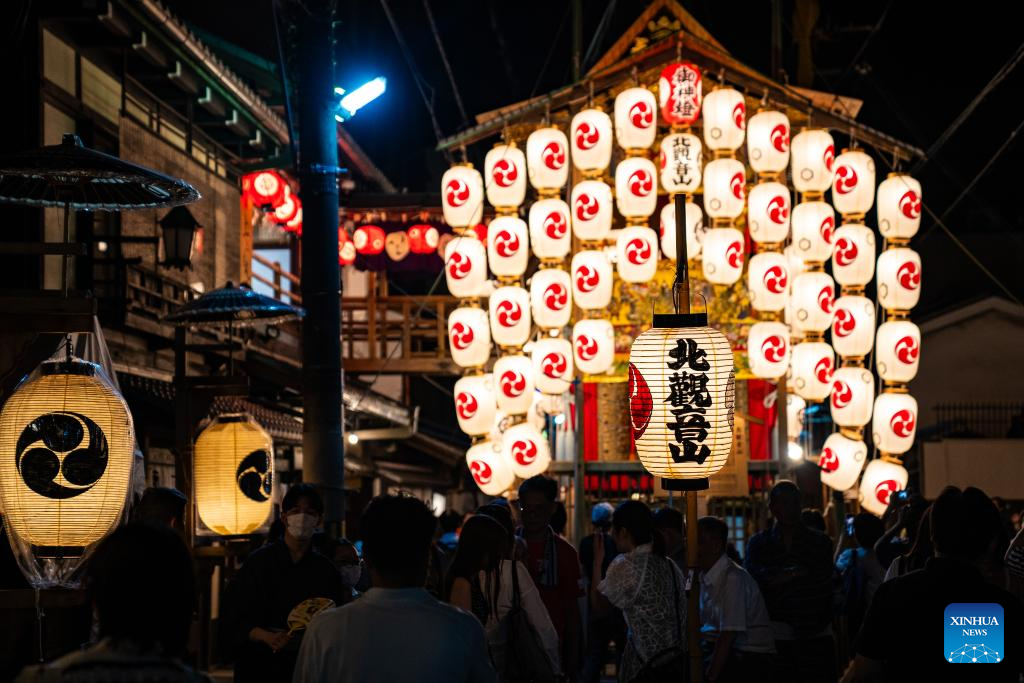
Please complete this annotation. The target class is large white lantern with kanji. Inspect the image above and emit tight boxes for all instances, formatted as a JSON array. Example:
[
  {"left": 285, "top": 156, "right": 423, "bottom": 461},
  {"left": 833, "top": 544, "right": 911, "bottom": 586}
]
[
  {"left": 791, "top": 129, "right": 835, "bottom": 194},
  {"left": 659, "top": 62, "right": 702, "bottom": 127},
  {"left": 489, "top": 286, "right": 531, "bottom": 348},
  {"left": 616, "top": 226, "right": 658, "bottom": 283},
  {"left": 859, "top": 459, "right": 908, "bottom": 516},
  {"left": 791, "top": 271, "right": 835, "bottom": 333},
  {"left": 791, "top": 201, "right": 835, "bottom": 263},
  {"left": 526, "top": 127, "right": 569, "bottom": 192},
  {"left": 615, "top": 87, "right": 657, "bottom": 151},
  {"left": 615, "top": 157, "right": 658, "bottom": 219},
  {"left": 831, "top": 295, "right": 876, "bottom": 358},
  {"left": 702, "top": 87, "right": 745, "bottom": 151},
  {"left": 877, "top": 174, "right": 922, "bottom": 240},
  {"left": 441, "top": 165, "right": 484, "bottom": 228},
  {"left": 747, "top": 110, "right": 790, "bottom": 174},
  {"left": 501, "top": 422, "right": 552, "bottom": 479},
  {"left": 466, "top": 440, "right": 515, "bottom": 496},
  {"left": 660, "top": 133, "right": 702, "bottom": 194},
  {"left": 493, "top": 354, "right": 534, "bottom": 415},
  {"left": 818, "top": 433, "right": 868, "bottom": 492},
  {"left": 831, "top": 150, "right": 875, "bottom": 216},
  {"left": 571, "top": 250, "right": 613, "bottom": 310},
  {"left": 747, "top": 183, "right": 791, "bottom": 244},
  {"left": 660, "top": 201, "right": 703, "bottom": 261},
  {"left": 528, "top": 199, "right": 571, "bottom": 260},
  {"left": 484, "top": 144, "right": 527, "bottom": 209},
  {"left": 571, "top": 180, "right": 614, "bottom": 241},
  {"left": 830, "top": 367, "right": 874, "bottom": 427},
  {"left": 628, "top": 313, "right": 735, "bottom": 481},
  {"left": 791, "top": 342, "right": 834, "bottom": 401},
  {"left": 701, "top": 228, "right": 745, "bottom": 285},
  {"left": 532, "top": 337, "right": 573, "bottom": 395},
  {"left": 448, "top": 306, "right": 491, "bottom": 368},
  {"left": 703, "top": 158, "right": 746, "bottom": 220},
  {"left": 571, "top": 108, "right": 613, "bottom": 174},
  {"left": 872, "top": 393, "right": 918, "bottom": 455},
  {"left": 747, "top": 321, "right": 789, "bottom": 379},
  {"left": 445, "top": 236, "right": 488, "bottom": 298},
  {"left": 876, "top": 321, "right": 921, "bottom": 383},
  {"left": 748, "top": 252, "right": 790, "bottom": 312},
  {"left": 573, "top": 319, "right": 615, "bottom": 376},
  {"left": 831, "top": 224, "right": 876, "bottom": 288},
  {"left": 530, "top": 269, "right": 572, "bottom": 330},
  {"left": 877, "top": 248, "right": 921, "bottom": 311},
  {"left": 487, "top": 216, "right": 529, "bottom": 278},
  {"left": 454, "top": 374, "right": 497, "bottom": 436}
]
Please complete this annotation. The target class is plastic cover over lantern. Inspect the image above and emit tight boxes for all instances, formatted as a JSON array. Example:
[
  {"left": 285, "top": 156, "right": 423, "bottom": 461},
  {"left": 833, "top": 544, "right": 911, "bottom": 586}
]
[
  {"left": 831, "top": 295, "right": 876, "bottom": 358},
  {"left": 658, "top": 62, "right": 702, "bottom": 126},
  {"left": 747, "top": 110, "right": 790, "bottom": 174},
  {"left": 615, "top": 87, "right": 657, "bottom": 151},
  {"left": 703, "top": 158, "right": 746, "bottom": 220},
  {"left": 791, "top": 129, "right": 835, "bottom": 194},
  {"left": 571, "top": 250, "right": 613, "bottom": 310},
  {"left": 485, "top": 144, "right": 527, "bottom": 209},
  {"left": 873, "top": 393, "right": 918, "bottom": 455},
  {"left": 660, "top": 201, "right": 704, "bottom": 261},
  {"left": 454, "top": 374, "right": 497, "bottom": 437},
  {"left": 466, "top": 440, "right": 514, "bottom": 496},
  {"left": 494, "top": 354, "right": 535, "bottom": 415},
  {"left": 702, "top": 87, "right": 746, "bottom": 151},
  {"left": 487, "top": 216, "right": 529, "bottom": 278},
  {"left": 790, "top": 341, "right": 835, "bottom": 401},
  {"left": 571, "top": 180, "right": 614, "bottom": 241},
  {"left": 441, "top": 165, "right": 484, "bottom": 228},
  {"left": 489, "top": 286, "right": 531, "bottom": 348},
  {"left": 747, "top": 321, "right": 790, "bottom": 379},
  {"left": 876, "top": 321, "right": 921, "bottom": 383},
  {"left": 701, "top": 228, "right": 745, "bottom": 285},
  {"left": 660, "top": 133, "right": 702, "bottom": 194},
  {"left": 573, "top": 319, "right": 615, "bottom": 375},
  {"left": 747, "top": 182, "right": 791, "bottom": 244},
  {"left": 877, "top": 174, "right": 922, "bottom": 240},
  {"left": 877, "top": 248, "right": 922, "bottom": 311},
  {"left": 502, "top": 421, "right": 552, "bottom": 479},
  {"left": 791, "top": 201, "right": 835, "bottom": 263},
  {"left": 528, "top": 199, "right": 571, "bottom": 260},
  {"left": 526, "top": 127, "right": 569, "bottom": 191},
  {"left": 791, "top": 271, "right": 835, "bottom": 333},
  {"left": 532, "top": 337, "right": 573, "bottom": 395},
  {"left": 445, "top": 236, "right": 488, "bottom": 298},
  {"left": 859, "top": 459, "right": 908, "bottom": 517},
  {"left": 831, "top": 150, "right": 876, "bottom": 216},
  {"left": 830, "top": 366, "right": 874, "bottom": 427},
  {"left": 448, "top": 306, "right": 492, "bottom": 368},
  {"left": 748, "top": 252, "right": 790, "bottom": 312},
  {"left": 818, "top": 432, "right": 868, "bottom": 492},
  {"left": 615, "top": 157, "right": 658, "bottom": 219},
  {"left": 571, "top": 108, "right": 613, "bottom": 173},
  {"left": 831, "top": 224, "right": 876, "bottom": 288},
  {"left": 616, "top": 226, "right": 658, "bottom": 283},
  {"left": 530, "top": 268, "right": 572, "bottom": 329}
]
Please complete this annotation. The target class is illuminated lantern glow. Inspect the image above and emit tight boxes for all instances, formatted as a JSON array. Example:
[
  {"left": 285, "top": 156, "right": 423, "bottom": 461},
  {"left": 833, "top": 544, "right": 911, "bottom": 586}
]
[
  {"left": 660, "top": 201, "right": 704, "bottom": 261},
  {"left": 876, "top": 321, "right": 921, "bottom": 383},
  {"left": 488, "top": 286, "right": 531, "bottom": 348},
  {"left": 818, "top": 433, "right": 868, "bottom": 492},
  {"left": 747, "top": 110, "right": 790, "bottom": 175},
  {"left": 448, "top": 306, "right": 491, "bottom": 368},
  {"left": 486, "top": 216, "right": 529, "bottom": 278},
  {"left": 194, "top": 414, "right": 274, "bottom": 536},
  {"left": 571, "top": 108, "right": 613, "bottom": 174},
  {"left": 571, "top": 180, "right": 614, "bottom": 241},
  {"left": 615, "top": 87, "right": 658, "bottom": 151},
  {"left": 859, "top": 459, "right": 908, "bottom": 517},
  {"left": 747, "top": 182, "right": 791, "bottom": 243},
  {"left": 786, "top": 394, "right": 806, "bottom": 439},
  {"left": 791, "top": 201, "right": 835, "bottom": 263},
  {"left": 790, "top": 129, "right": 835, "bottom": 194},
  {"left": 444, "top": 236, "right": 488, "bottom": 298},
  {"left": 877, "top": 248, "right": 922, "bottom": 311},
  {"left": 501, "top": 422, "right": 552, "bottom": 479},
  {"left": 271, "top": 189, "right": 300, "bottom": 224},
  {"left": 658, "top": 62, "right": 702, "bottom": 127},
  {"left": 532, "top": 337, "right": 573, "bottom": 395},
  {"left": 747, "top": 252, "right": 790, "bottom": 312},
  {"left": 703, "top": 158, "right": 746, "bottom": 220},
  {"left": 454, "top": 374, "right": 497, "bottom": 437},
  {"left": 526, "top": 127, "right": 569, "bottom": 191},
  {"left": 628, "top": 313, "right": 735, "bottom": 480},
  {"left": 877, "top": 174, "right": 922, "bottom": 240},
  {"left": 408, "top": 224, "right": 440, "bottom": 255},
  {"left": 616, "top": 226, "right": 658, "bottom": 283},
  {"left": 466, "top": 440, "right": 515, "bottom": 496},
  {"left": 791, "top": 271, "right": 835, "bottom": 333},
  {"left": 528, "top": 198, "right": 571, "bottom": 260},
  {"left": 530, "top": 268, "right": 572, "bottom": 330},
  {"left": 572, "top": 319, "right": 615, "bottom": 375},
  {"left": 830, "top": 295, "right": 876, "bottom": 358},
  {"left": 660, "top": 133, "right": 702, "bottom": 194},
  {"left": 571, "top": 250, "right": 613, "bottom": 310},
  {"left": 485, "top": 144, "right": 527, "bottom": 209},
  {"left": 441, "top": 165, "right": 485, "bottom": 229},
  {"left": 338, "top": 229, "right": 356, "bottom": 266},
  {"left": 831, "top": 150, "right": 876, "bottom": 217},
  {"left": 873, "top": 393, "right": 918, "bottom": 455},
  {"left": 701, "top": 228, "right": 745, "bottom": 285},
  {"left": 353, "top": 225, "right": 386, "bottom": 255},
  {"left": 830, "top": 366, "right": 874, "bottom": 427},
  {"left": 831, "top": 224, "right": 876, "bottom": 288},
  {"left": 615, "top": 157, "right": 658, "bottom": 219},
  {"left": 702, "top": 87, "right": 746, "bottom": 151},
  {"left": 493, "top": 355, "right": 534, "bottom": 415},
  {"left": 783, "top": 246, "right": 808, "bottom": 329},
  {"left": 747, "top": 321, "right": 790, "bottom": 379},
  {"left": 247, "top": 170, "right": 286, "bottom": 208},
  {"left": 284, "top": 208, "right": 303, "bottom": 234},
  {"left": 790, "top": 341, "right": 835, "bottom": 401}
]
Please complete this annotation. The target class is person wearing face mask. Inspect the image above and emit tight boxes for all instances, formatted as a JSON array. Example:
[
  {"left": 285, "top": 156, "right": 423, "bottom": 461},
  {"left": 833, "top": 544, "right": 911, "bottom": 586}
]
[{"left": 227, "top": 484, "right": 348, "bottom": 683}]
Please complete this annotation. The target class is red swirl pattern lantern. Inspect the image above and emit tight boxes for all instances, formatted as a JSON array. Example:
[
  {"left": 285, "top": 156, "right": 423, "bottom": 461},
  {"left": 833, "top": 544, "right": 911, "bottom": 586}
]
[
  {"left": 615, "top": 87, "right": 657, "bottom": 151},
  {"left": 530, "top": 269, "right": 572, "bottom": 330},
  {"left": 354, "top": 225, "right": 386, "bottom": 255},
  {"left": 658, "top": 62, "right": 702, "bottom": 127},
  {"left": 747, "top": 182, "right": 791, "bottom": 244},
  {"left": 702, "top": 158, "right": 746, "bottom": 220},
  {"left": 877, "top": 248, "right": 921, "bottom": 312},
  {"left": 791, "top": 130, "right": 835, "bottom": 195},
  {"left": 493, "top": 354, "right": 534, "bottom": 415},
  {"left": 747, "top": 110, "right": 790, "bottom": 175},
  {"left": 571, "top": 180, "right": 613, "bottom": 241},
  {"left": 485, "top": 144, "right": 527, "bottom": 210},
  {"left": 831, "top": 224, "right": 876, "bottom": 288},
  {"left": 875, "top": 321, "right": 920, "bottom": 383},
  {"left": 791, "top": 201, "right": 835, "bottom": 263},
  {"left": 872, "top": 393, "right": 917, "bottom": 455},
  {"left": 444, "top": 236, "right": 488, "bottom": 298},
  {"left": 571, "top": 108, "right": 613, "bottom": 174},
  {"left": 454, "top": 374, "right": 497, "bottom": 436},
  {"left": 747, "top": 252, "right": 790, "bottom": 312},
  {"left": 466, "top": 440, "right": 514, "bottom": 496},
  {"left": 791, "top": 272, "right": 835, "bottom": 333},
  {"left": 831, "top": 295, "right": 876, "bottom": 358},
  {"left": 532, "top": 337, "right": 573, "bottom": 395},
  {"left": 572, "top": 319, "right": 615, "bottom": 376},
  {"left": 702, "top": 87, "right": 746, "bottom": 152},
  {"left": 616, "top": 226, "right": 658, "bottom": 283},
  {"left": 831, "top": 150, "right": 876, "bottom": 217},
  {"left": 830, "top": 367, "right": 874, "bottom": 428},
  {"left": 859, "top": 459, "right": 908, "bottom": 516},
  {"left": 571, "top": 250, "right": 613, "bottom": 310},
  {"left": 747, "top": 321, "right": 789, "bottom": 379},
  {"left": 486, "top": 216, "right": 529, "bottom": 278},
  {"left": 701, "top": 228, "right": 745, "bottom": 285},
  {"left": 791, "top": 341, "right": 835, "bottom": 401},
  {"left": 441, "top": 165, "right": 485, "bottom": 229},
  {"left": 819, "top": 433, "right": 868, "bottom": 492},
  {"left": 526, "top": 127, "right": 569, "bottom": 192},
  {"left": 877, "top": 174, "right": 922, "bottom": 240},
  {"left": 488, "top": 286, "right": 531, "bottom": 348},
  {"left": 448, "top": 307, "right": 491, "bottom": 369},
  {"left": 501, "top": 422, "right": 552, "bottom": 479},
  {"left": 528, "top": 199, "right": 571, "bottom": 261},
  {"left": 615, "top": 157, "right": 658, "bottom": 219}
]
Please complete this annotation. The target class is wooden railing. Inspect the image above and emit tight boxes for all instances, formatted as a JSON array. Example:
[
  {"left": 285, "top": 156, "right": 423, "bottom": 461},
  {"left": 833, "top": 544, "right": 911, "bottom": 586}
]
[{"left": 251, "top": 253, "right": 302, "bottom": 304}]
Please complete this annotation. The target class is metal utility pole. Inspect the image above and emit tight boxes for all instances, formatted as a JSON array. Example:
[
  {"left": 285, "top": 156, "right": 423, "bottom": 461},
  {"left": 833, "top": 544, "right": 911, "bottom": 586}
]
[{"left": 296, "top": 0, "right": 345, "bottom": 529}]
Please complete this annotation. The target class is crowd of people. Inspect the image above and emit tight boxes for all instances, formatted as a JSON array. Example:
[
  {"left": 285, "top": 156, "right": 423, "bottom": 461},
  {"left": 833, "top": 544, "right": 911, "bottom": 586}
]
[{"left": 10, "top": 475, "right": 1024, "bottom": 682}]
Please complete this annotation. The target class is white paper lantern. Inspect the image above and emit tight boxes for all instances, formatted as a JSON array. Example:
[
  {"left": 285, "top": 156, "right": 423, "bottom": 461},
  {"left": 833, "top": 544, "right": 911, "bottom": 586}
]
[
  {"left": 571, "top": 250, "right": 613, "bottom": 310},
  {"left": 489, "top": 286, "right": 531, "bottom": 348},
  {"left": 484, "top": 144, "right": 527, "bottom": 209},
  {"left": 530, "top": 268, "right": 572, "bottom": 330},
  {"left": 615, "top": 87, "right": 657, "bottom": 151},
  {"left": 532, "top": 337, "right": 573, "bottom": 395},
  {"left": 628, "top": 314, "right": 735, "bottom": 480},
  {"left": 877, "top": 248, "right": 921, "bottom": 311},
  {"left": 448, "top": 306, "right": 491, "bottom": 368},
  {"left": 831, "top": 295, "right": 876, "bottom": 358},
  {"left": 748, "top": 182, "right": 791, "bottom": 243},
  {"left": 466, "top": 440, "right": 515, "bottom": 496},
  {"left": 526, "top": 127, "right": 569, "bottom": 191},
  {"left": 791, "top": 129, "right": 835, "bottom": 194},
  {"left": 571, "top": 108, "right": 613, "bottom": 173},
  {"left": 441, "top": 165, "right": 484, "bottom": 229},
  {"left": 877, "top": 174, "right": 922, "bottom": 240},
  {"left": 445, "top": 236, "right": 488, "bottom": 298},
  {"left": 831, "top": 150, "right": 876, "bottom": 216},
  {"left": 703, "top": 158, "right": 746, "bottom": 220},
  {"left": 872, "top": 393, "right": 918, "bottom": 455},
  {"left": 701, "top": 228, "right": 744, "bottom": 285},
  {"left": 747, "top": 110, "right": 790, "bottom": 174},
  {"left": 660, "top": 133, "right": 702, "bottom": 194},
  {"left": 786, "top": 394, "right": 806, "bottom": 438},
  {"left": 784, "top": 243, "right": 808, "bottom": 280},
  {"left": 876, "top": 320, "right": 921, "bottom": 383},
  {"left": 658, "top": 61, "right": 702, "bottom": 127},
  {"left": 528, "top": 198, "right": 571, "bottom": 260},
  {"left": 615, "top": 157, "right": 658, "bottom": 218},
  {"left": 660, "top": 201, "right": 703, "bottom": 261},
  {"left": 493, "top": 355, "right": 534, "bottom": 415},
  {"left": 748, "top": 252, "right": 790, "bottom": 312},
  {"left": 791, "top": 201, "right": 835, "bottom": 263},
  {"left": 830, "top": 366, "right": 874, "bottom": 427},
  {"left": 791, "top": 271, "right": 835, "bottom": 333},
  {"left": 454, "top": 374, "right": 497, "bottom": 437},
  {"left": 616, "top": 226, "right": 659, "bottom": 283},
  {"left": 831, "top": 224, "right": 876, "bottom": 288},
  {"left": 573, "top": 319, "right": 615, "bottom": 375},
  {"left": 818, "top": 433, "right": 868, "bottom": 492},
  {"left": 747, "top": 321, "right": 790, "bottom": 379},
  {"left": 501, "top": 422, "right": 552, "bottom": 479},
  {"left": 791, "top": 341, "right": 835, "bottom": 401},
  {"left": 702, "top": 87, "right": 745, "bottom": 151},
  {"left": 486, "top": 216, "right": 529, "bottom": 278},
  {"left": 859, "top": 459, "right": 908, "bottom": 516},
  {"left": 571, "top": 180, "right": 614, "bottom": 241}
]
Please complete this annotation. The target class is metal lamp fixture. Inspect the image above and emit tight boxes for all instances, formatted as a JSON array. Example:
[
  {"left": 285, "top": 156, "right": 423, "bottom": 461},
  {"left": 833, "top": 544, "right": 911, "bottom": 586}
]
[{"left": 159, "top": 205, "right": 202, "bottom": 269}]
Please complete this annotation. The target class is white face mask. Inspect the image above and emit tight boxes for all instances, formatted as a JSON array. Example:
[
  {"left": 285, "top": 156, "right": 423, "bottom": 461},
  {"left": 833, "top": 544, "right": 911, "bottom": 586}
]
[
  {"left": 340, "top": 565, "right": 361, "bottom": 586},
  {"left": 286, "top": 512, "right": 318, "bottom": 541}
]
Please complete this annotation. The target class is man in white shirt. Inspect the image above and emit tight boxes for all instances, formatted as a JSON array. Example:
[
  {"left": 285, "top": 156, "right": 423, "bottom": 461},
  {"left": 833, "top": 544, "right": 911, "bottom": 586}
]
[
  {"left": 697, "top": 516, "right": 775, "bottom": 683},
  {"left": 293, "top": 494, "right": 496, "bottom": 683}
]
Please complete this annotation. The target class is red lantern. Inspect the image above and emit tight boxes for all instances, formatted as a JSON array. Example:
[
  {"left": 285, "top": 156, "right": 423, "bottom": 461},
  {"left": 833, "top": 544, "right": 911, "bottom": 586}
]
[
  {"left": 354, "top": 225, "right": 386, "bottom": 255},
  {"left": 338, "top": 229, "right": 356, "bottom": 266},
  {"left": 658, "top": 62, "right": 702, "bottom": 127},
  {"left": 271, "top": 191, "right": 300, "bottom": 225},
  {"left": 245, "top": 170, "right": 286, "bottom": 209},
  {"left": 408, "top": 224, "right": 440, "bottom": 255}
]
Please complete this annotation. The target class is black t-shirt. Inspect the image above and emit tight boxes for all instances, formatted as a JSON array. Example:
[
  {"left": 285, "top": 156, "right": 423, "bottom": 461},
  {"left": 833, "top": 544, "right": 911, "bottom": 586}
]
[
  {"left": 856, "top": 557, "right": 1024, "bottom": 682},
  {"left": 579, "top": 532, "right": 619, "bottom": 583}
]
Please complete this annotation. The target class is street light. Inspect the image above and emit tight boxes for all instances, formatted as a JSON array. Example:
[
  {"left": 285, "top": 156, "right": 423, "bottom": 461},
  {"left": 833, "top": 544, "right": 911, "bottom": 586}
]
[{"left": 334, "top": 77, "right": 387, "bottom": 121}]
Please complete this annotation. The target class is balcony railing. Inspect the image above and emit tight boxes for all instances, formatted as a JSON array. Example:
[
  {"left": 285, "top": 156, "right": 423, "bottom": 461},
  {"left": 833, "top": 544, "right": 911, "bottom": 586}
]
[{"left": 933, "top": 402, "right": 1024, "bottom": 439}]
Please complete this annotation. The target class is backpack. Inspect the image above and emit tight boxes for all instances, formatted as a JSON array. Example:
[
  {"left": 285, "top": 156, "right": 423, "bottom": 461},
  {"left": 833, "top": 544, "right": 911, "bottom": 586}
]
[{"left": 489, "top": 562, "right": 558, "bottom": 683}]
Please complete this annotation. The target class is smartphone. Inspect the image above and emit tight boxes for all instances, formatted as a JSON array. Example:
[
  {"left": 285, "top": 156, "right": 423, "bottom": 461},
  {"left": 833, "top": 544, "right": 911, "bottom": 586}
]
[
  {"left": 894, "top": 489, "right": 910, "bottom": 503},
  {"left": 845, "top": 514, "right": 855, "bottom": 536}
]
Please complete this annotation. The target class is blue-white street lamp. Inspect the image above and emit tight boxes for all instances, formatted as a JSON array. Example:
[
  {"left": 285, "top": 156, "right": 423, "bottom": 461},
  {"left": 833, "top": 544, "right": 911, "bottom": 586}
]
[{"left": 334, "top": 77, "right": 387, "bottom": 122}]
